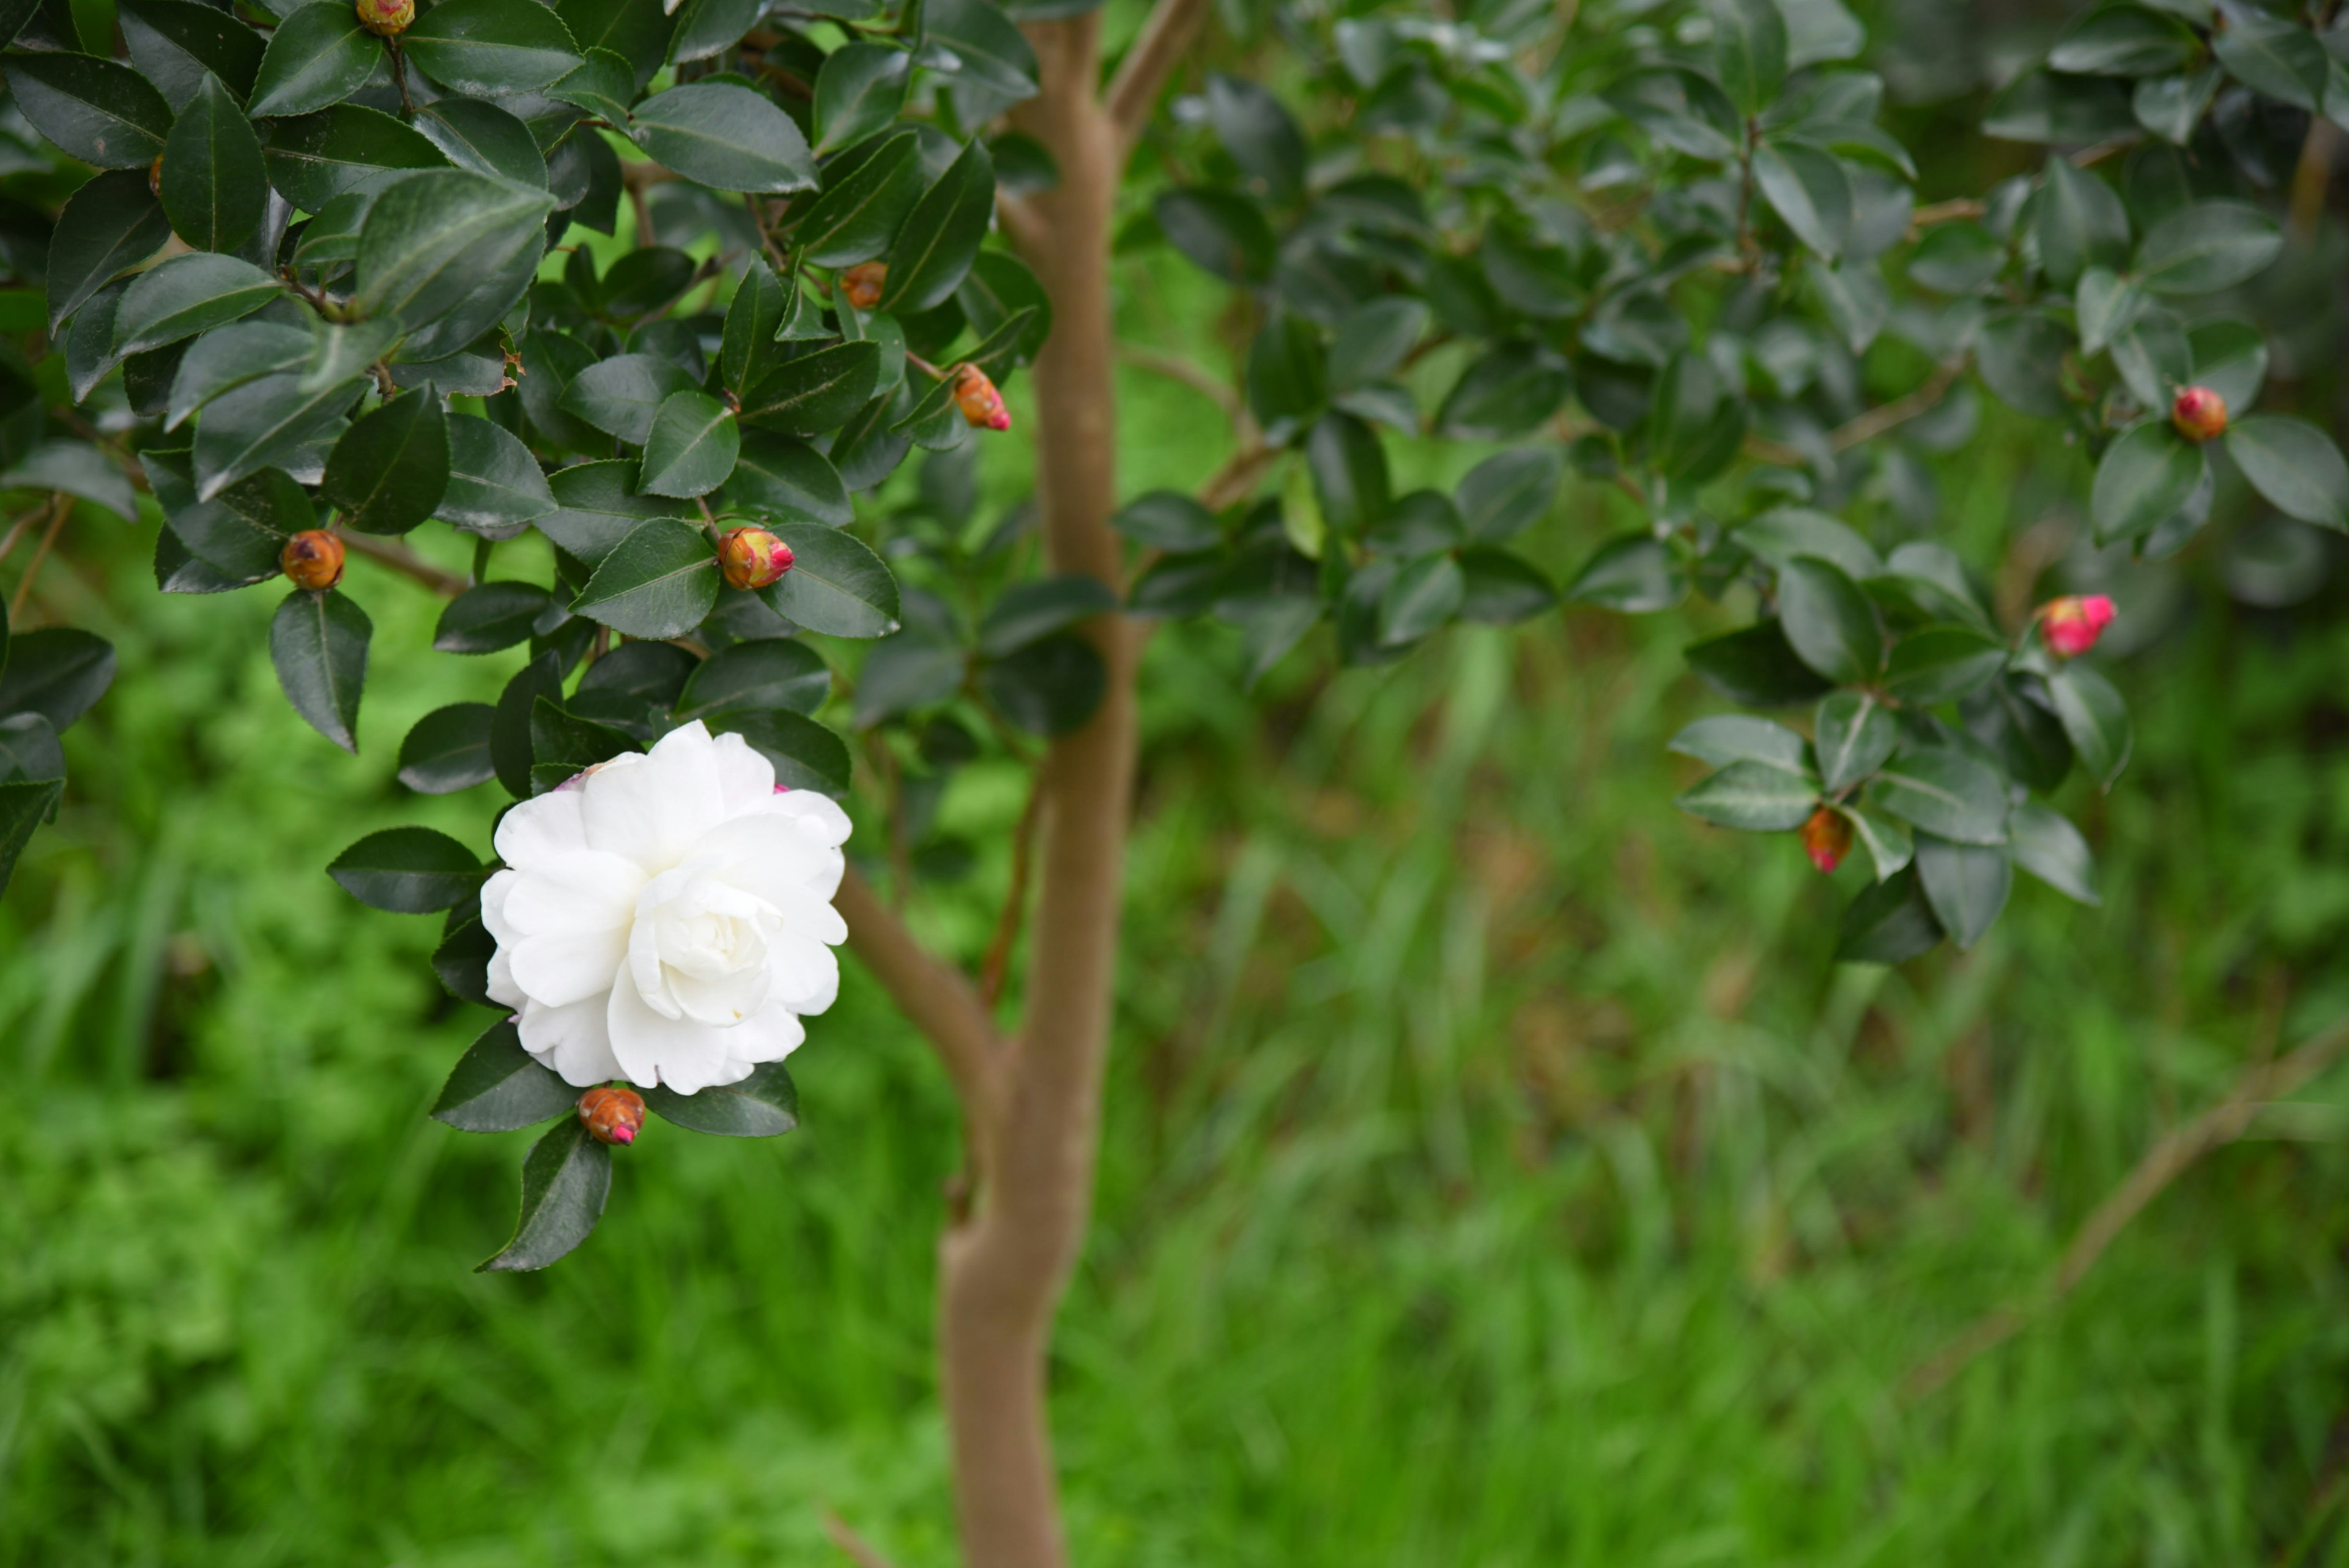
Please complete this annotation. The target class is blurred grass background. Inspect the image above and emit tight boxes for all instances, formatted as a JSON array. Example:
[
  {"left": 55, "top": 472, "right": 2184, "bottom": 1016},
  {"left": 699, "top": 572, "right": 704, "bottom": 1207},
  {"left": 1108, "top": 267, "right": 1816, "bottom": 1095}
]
[{"left": 12, "top": 26, "right": 2349, "bottom": 1568}]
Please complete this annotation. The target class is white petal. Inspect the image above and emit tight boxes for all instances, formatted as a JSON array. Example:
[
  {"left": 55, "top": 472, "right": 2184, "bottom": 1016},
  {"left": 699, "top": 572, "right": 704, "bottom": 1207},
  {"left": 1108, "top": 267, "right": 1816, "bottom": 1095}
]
[
  {"left": 667, "top": 960, "right": 771, "bottom": 1027},
  {"left": 607, "top": 970, "right": 732, "bottom": 1090},
  {"left": 680, "top": 814, "right": 837, "bottom": 901},
  {"left": 762, "top": 934, "right": 839, "bottom": 1014},
  {"left": 499, "top": 850, "right": 646, "bottom": 938},
  {"left": 709, "top": 728, "right": 776, "bottom": 817},
  {"left": 771, "top": 789, "right": 853, "bottom": 850},
  {"left": 479, "top": 869, "right": 519, "bottom": 945},
  {"left": 626, "top": 913, "right": 680, "bottom": 1019},
  {"left": 765, "top": 880, "right": 849, "bottom": 947},
  {"left": 722, "top": 995, "right": 808, "bottom": 1066},
  {"left": 518, "top": 991, "right": 623, "bottom": 1087},
  {"left": 486, "top": 945, "right": 522, "bottom": 1009},
  {"left": 494, "top": 787, "right": 589, "bottom": 870},
  {"left": 582, "top": 723, "right": 727, "bottom": 871},
  {"left": 510, "top": 926, "right": 631, "bottom": 1009}
]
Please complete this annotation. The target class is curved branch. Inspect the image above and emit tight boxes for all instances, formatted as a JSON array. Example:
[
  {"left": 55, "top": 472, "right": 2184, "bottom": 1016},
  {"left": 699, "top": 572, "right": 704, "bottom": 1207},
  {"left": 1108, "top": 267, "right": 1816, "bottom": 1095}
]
[
  {"left": 836, "top": 864, "right": 1004, "bottom": 1124},
  {"left": 1105, "top": 0, "right": 1209, "bottom": 158}
]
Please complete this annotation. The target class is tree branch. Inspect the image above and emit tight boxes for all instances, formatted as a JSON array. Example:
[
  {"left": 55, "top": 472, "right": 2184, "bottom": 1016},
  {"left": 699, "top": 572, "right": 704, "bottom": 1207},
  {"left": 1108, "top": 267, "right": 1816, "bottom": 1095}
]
[
  {"left": 341, "top": 530, "right": 470, "bottom": 597},
  {"left": 1827, "top": 354, "right": 1966, "bottom": 451},
  {"left": 1905, "top": 1013, "right": 2349, "bottom": 1400},
  {"left": 835, "top": 864, "right": 1003, "bottom": 1125},
  {"left": 1105, "top": 0, "right": 1211, "bottom": 157},
  {"left": 1118, "top": 344, "right": 1246, "bottom": 425}
]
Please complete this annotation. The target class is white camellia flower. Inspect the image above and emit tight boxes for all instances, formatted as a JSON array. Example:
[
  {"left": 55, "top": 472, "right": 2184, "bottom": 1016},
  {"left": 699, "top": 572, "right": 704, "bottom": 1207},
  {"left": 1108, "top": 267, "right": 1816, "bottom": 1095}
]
[{"left": 479, "top": 721, "right": 851, "bottom": 1094}]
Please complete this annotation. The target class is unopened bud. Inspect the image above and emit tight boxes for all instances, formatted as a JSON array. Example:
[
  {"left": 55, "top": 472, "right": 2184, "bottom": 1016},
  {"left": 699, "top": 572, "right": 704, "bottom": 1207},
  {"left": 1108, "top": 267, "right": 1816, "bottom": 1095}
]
[
  {"left": 2039, "top": 594, "right": 2115, "bottom": 658},
  {"left": 578, "top": 1085, "right": 645, "bottom": 1146},
  {"left": 148, "top": 155, "right": 163, "bottom": 199},
  {"left": 280, "top": 529, "right": 345, "bottom": 591},
  {"left": 356, "top": 0, "right": 412, "bottom": 32},
  {"left": 2170, "top": 385, "right": 2227, "bottom": 443},
  {"left": 1800, "top": 805, "right": 1851, "bottom": 875},
  {"left": 718, "top": 525, "right": 793, "bottom": 590},
  {"left": 952, "top": 365, "right": 1011, "bottom": 431},
  {"left": 839, "top": 262, "right": 886, "bottom": 311}
]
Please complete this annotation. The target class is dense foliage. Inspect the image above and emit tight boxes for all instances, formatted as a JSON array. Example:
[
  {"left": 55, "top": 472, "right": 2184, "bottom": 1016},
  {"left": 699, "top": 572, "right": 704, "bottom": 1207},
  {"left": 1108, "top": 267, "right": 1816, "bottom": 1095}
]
[{"left": 0, "top": 0, "right": 2344, "bottom": 1266}]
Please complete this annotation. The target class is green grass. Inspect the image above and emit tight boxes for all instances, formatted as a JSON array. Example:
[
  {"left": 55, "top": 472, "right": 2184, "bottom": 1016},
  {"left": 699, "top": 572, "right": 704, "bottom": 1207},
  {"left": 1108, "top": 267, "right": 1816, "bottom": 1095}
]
[{"left": 9, "top": 273, "right": 2349, "bottom": 1565}]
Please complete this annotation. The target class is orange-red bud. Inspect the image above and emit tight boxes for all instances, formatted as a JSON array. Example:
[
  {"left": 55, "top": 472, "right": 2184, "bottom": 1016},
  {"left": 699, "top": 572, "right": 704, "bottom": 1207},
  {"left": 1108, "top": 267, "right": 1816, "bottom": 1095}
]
[
  {"left": 280, "top": 529, "right": 345, "bottom": 591},
  {"left": 718, "top": 526, "right": 793, "bottom": 590},
  {"left": 148, "top": 155, "right": 163, "bottom": 200},
  {"left": 1800, "top": 806, "right": 1851, "bottom": 875},
  {"left": 2170, "top": 385, "right": 2227, "bottom": 443},
  {"left": 578, "top": 1085, "right": 645, "bottom": 1146},
  {"left": 839, "top": 262, "right": 886, "bottom": 311},
  {"left": 952, "top": 365, "right": 1011, "bottom": 431},
  {"left": 2039, "top": 594, "right": 2115, "bottom": 658}
]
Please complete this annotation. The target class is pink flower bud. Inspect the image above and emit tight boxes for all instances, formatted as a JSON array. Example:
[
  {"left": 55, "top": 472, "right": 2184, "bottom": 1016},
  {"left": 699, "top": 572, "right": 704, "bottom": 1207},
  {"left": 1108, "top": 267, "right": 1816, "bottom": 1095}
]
[
  {"left": 2039, "top": 595, "right": 2115, "bottom": 658},
  {"left": 718, "top": 526, "right": 794, "bottom": 590},
  {"left": 1801, "top": 806, "right": 1851, "bottom": 875},
  {"left": 2170, "top": 385, "right": 2227, "bottom": 444},
  {"left": 953, "top": 365, "right": 1011, "bottom": 431},
  {"left": 356, "top": 0, "right": 412, "bottom": 34},
  {"left": 578, "top": 1085, "right": 645, "bottom": 1146}
]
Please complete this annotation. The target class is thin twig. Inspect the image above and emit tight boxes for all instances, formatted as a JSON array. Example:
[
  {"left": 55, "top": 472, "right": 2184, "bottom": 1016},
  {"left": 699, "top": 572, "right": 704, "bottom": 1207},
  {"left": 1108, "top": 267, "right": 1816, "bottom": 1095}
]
[
  {"left": 1827, "top": 355, "right": 1967, "bottom": 451},
  {"left": 0, "top": 507, "right": 39, "bottom": 571},
  {"left": 7, "top": 494, "right": 69, "bottom": 620},
  {"left": 1119, "top": 344, "right": 1244, "bottom": 422},
  {"left": 1906, "top": 1014, "right": 2349, "bottom": 1400},
  {"left": 340, "top": 531, "right": 470, "bottom": 597},
  {"left": 1200, "top": 442, "right": 1278, "bottom": 511},
  {"left": 979, "top": 773, "right": 1045, "bottom": 1008},
  {"left": 2290, "top": 117, "right": 2340, "bottom": 242},
  {"left": 1105, "top": 0, "right": 1212, "bottom": 157},
  {"left": 820, "top": 1511, "right": 903, "bottom": 1568},
  {"left": 387, "top": 38, "right": 415, "bottom": 117}
]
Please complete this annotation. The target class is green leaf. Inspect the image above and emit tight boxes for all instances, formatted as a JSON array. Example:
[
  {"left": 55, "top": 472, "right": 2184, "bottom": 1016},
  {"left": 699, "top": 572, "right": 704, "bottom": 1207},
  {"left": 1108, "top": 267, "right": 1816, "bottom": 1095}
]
[
  {"left": 113, "top": 254, "right": 281, "bottom": 357},
  {"left": 676, "top": 638, "right": 830, "bottom": 719},
  {"left": 758, "top": 521, "right": 898, "bottom": 637},
  {"left": 2134, "top": 201, "right": 2282, "bottom": 295},
  {"left": 738, "top": 341, "right": 880, "bottom": 437},
  {"left": 1882, "top": 624, "right": 2009, "bottom": 705},
  {"left": 166, "top": 324, "right": 311, "bottom": 432},
  {"left": 1606, "top": 67, "right": 1741, "bottom": 161},
  {"left": 1668, "top": 714, "right": 1812, "bottom": 772},
  {"left": 1203, "top": 70, "right": 1305, "bottom": 205},
  {"left": 1329, "top": 298, "right": 1428, "bottom": 390},
  {"left": 1305, "top": 412, "right": 1389, "bottom": 537},
  {"left": 2091, "top": 418, "right": 2205, "bottom": 543},
  {"left": 572, "top": 516, "right": 719, "bottom": 638},
  {"left": 642, "top": 1060, "right": 798, "bottom": 1135},
  {"left": 2074, "top": 266, "right": 2144, "bottom": 357},
  {"left": 2210, "top": 7, "right": 2328, "bottom": 110},
  {"left": 2111, "top": 307, "right": 2192, "bottom": 409},
  {"left": 247, "top": 1, "right": 380, "bottom": 116},
  {"left": 630, "top": 81, "right": 816, "bottom": 193},
  {"left": 1975, "top": 308, "right": 2071, "bottom": 418},
  {"left": 924, "top": 0, "right": 1038, "bottom": 105},
  {"left": 1567, "top": 533, "right": 1685, "bottom": 612},
  {"left": 559, "top": 353, "right": 697, "bottom": 445},
  {"left": 1685, "top": 619, "right": 1831, "bottom": 706},
  {"left": 2224, "top": 415, "right": 2349, "bottom": 532},
  {"left": 1962, "top": 673, "right": 2074, "bottom": 795},
  {"left": 263, "top": 105, "right": 451, "bottom": 214},
  {"left": 120, "top": 0, "right": 267, "bottom": 110},
  {"left": 46, "top": 169, "right": 172, "bottom": 335},
  {"left": 1677, "top": 758, "right": 1817, "bottom": 831},
  {"left": 478, "top": 1119, "right": 610, "bottom": 1272},
  {"left": 723, "top": 432, "right": 852, "bottom": 526},
  {"left": 557, "top": 0, "right": 674, "bottom": 81},
  {"left": 1753, "top": 141, "right": 1852, "bottom": 259},
  {"left": 398, "top": 700, "right": 498, "bottom": 793},
  {"left": 1246, "top": 310, "right": 1327, "bottom": 431},
  {"left": 795, "top": 130, "right": 923, "bottom": 268},
  {"left": 4, "top": 442, "right": 136, "bottom": 522},
  {"left": 665, "top": 0, "right": 761, "bottom": 61},
  {"left": 1871, "top": 748, "right": 2007, "bottom": 844},
  {"left": 403, "top": 0, "right": 582, "bottom": 95},
  {"left": 2186, "top": 318, "right": 2267, "bottom": 412},
  {"left": 2009, "top": 799, "right": 2099, "bottom": 905},
  {"left": 1814, "top": 690, "right": 1896, "bottom": 792},
  {"left": 529, "top": 694, "right": 640, "bottom": 786},
  {"left": 1112, "top": 491, "right": 1219, "bottom": 551},
  {"left": 194, "top": 371, "right": 366, "bottom": 501},
  {"left": 329, "top": 825, "right": 484, "bottom": 912},
  {"left": 0, "top": 712, "right": 64, "bottom": 785},
  {"left": 1835, "top": 866, "right": 1942, "bottom": 963},
  {"left": 491, "top": 652, "right": 562, "bottom": 796},
  {"left": 442, "top": 415, "right": 557, "bottom": 536},
  {"left": 431, "top": 908, "right": 497, "bottom": 1005},
  {"left": 414, "top": 97, "right": 551, "bottom": 188},
  {"left": 547, "top": 46, "right": 634, "bottom": 123},
  {"left": 2132, "top": 65, "right": 2221, "bottom": 146},
  {"left": 0, "top": 778, "right": 61, "bottom": 894},
  {"left": 1458, "top": 548, "right": 1555, "bottom": 625},
  {"left": 324, "top": 388, "right": 450, "bottom": 535},
  {"left": 2049, "top": 4, "right": 2200, "bottom": 75},
  {"left": 721, "top": 258, "right": 788, "bottom": 396},
  {"left": 978, "top": 575, "right": 1117, "bottom": 658},
  {"left": 2047, "top": 663, "right": 2131, "bottom": 789},
  {"left": 1375, "top": 554, "right": 1462, "bottom": 646},
  {"left": 0, "top": 628, "right": 115, "bottom": 730},
  {"left": 2035, "top": 157, "right": 2128, "bottom": 291},
  {"left": 432, "top": 1019, "right": 579, "bottom": 1131},
  {"left": 1710, "top": 0, "right": 1787, "bottom": 112},
  {"left": 716, "top": 708, "right": 852, "bottom": 793},
  {"left": 814, "top": 42, "right": 909, "bottom": 155},
  {"left": 1436, "top": 341, "right": 1571, "bottom": 440},
  {"left": 1907, "top": 221, "right": 2004, "bottom": 295},
  {"left": 1456, "top": 448, "right": 1561, "bottom": 542},
  {"left": 979, "top": 633, "right": 1103, "bottom": 734},
  {"left": 637, "top": 390, "right": 739, "bottom": 499},
  {"left": 1777, "top": 555, "right": 1882, "bottom": 683},
  {"left": 166, "top": 469, "right": 300, "bottom": 582},
  {"left": 1913, "top": 833, "right": 2010, "bottom": 951},
  {"left": 160, "top": 73, "right": 269, "bottom": 254},
  {"left": 270, "top": 587, "right": 371, "bottom": 751},
  {"left": 540, "top": 459, "right": 694, "bottom": 563},
  {"left": 354, "top": 169, "right": 555, "bottom": 345},
  {"left": 878, "top": 138, "right": 994, "bottom": 314},
  {"left": 1155, "top": 187, "right": 1277, "bottom": 283},
  {"left": 6, "top": 52, "right": 171, "bottom": 169},
  {"left": 1842, "top": 803, "right": 1913, "bottom": 882},
  {"left": 435, "top": 581, "right": 552, "bottom": 655}
]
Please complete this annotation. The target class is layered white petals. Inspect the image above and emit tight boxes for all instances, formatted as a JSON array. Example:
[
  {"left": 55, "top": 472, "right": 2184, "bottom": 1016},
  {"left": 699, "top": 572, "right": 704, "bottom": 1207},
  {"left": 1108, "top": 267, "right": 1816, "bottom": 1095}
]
[{"left": 478, "top": 720, "right": 850, "bottom": 1093}]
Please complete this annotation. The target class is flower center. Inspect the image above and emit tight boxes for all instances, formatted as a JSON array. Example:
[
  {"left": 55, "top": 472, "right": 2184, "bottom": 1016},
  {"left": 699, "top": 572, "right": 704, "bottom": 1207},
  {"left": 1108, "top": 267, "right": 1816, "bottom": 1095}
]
[{"left": 627, "top": 869, "right": 784, "bottom": 1026}]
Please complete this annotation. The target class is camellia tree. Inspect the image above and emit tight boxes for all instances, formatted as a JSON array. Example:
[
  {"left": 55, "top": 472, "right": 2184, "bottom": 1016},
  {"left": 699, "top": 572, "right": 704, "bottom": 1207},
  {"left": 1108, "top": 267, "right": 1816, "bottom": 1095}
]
[{"left": 0, "top": 0, "right": 2345, "bottom": 1555}]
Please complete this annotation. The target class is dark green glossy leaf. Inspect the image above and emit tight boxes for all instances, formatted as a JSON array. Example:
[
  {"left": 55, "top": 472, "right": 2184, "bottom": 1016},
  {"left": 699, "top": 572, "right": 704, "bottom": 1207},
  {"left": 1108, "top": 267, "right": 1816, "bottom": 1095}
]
[
  {"left": 1455, "top": 548, "right": 1556, "bottom": 624},
  {"left": 0, "top": 628, "right": 115, "bottom": 730},
  {"left": 878, "top": 137, "right": 993, "bottom": 314},
  {"left": 796, "top": 129, "right": 922, "bottom": 268},
  {"left": 262, "top": 105, "right": 451, "bottom": 214},
  {"left": 270, "top": 587, "right": 371, "bottom": 751},
  {"left": 548, "top": 46, "right": 634, "bottom": 122},
  {"left": 2049, "top": 4, "right": 2199, "bottom": 75},
  {"left": 247, "top": 1, "right": 380, "bottom": 117},
  {"left": 666, "top": 0, "right": 762, "bottom": 62},
  {"left": 195, "top": 371, "right": 365, "bottom": 500},
  {"left": 433, "top": 1019, "right": 580, "bottom": 1131},
  {"left": 758, "top": 521, "right": 897, "bottom": 637},
  {"left": 0, "top": 778, "right": 61, "bottom": 894},
  {"left": 2133, "top": 201, "right": 2282, "bottom": 295},
  {"left": 1437, "top": 341, "right": 1571, "bottom": 440},
  {"left": 112, "top": 253, "right": 281, "bottom": 357},
  {"left": 1777, "top": 556, "right": 1882, "bottom": 683},
  {"left": 1685, "top": 619, "right": 1831, "bottom": 706},
  {"left": 1157, "top": 187, "right": 1277, "bottom": 283},
  {"left": 923, "top": 0, "right": 1037, "bottom": 104},
  {"left": 1567, "top": 533, "right": 1684, "bottom": 612},
  {"left": 1814, "top": 690, "right": 1896, "bottom": 792},
  {"left": 492, "top": 651, "right": 563, "bottom": 796},
  {"left": 6, "top": 52, "right": 172, "bottom": 169},
  {"left": 441, "top": 415, "right": 556, "bottom": 536},
  {"left": 1753, "top": 140, "right": 1851, "bottom": 259},
  {"left": 2010, "top": 799, "right": 2099, "bottom": 905},
  {"left": 415, "top": 96, "right": 551, "bottom": 188},
  {"left": 2210, "top": 7, "right": 2328, "bottom": 110},
  {"left": 2047, "top": 662, "right": 2131, "bottom": 789},
  {"left": 478, "top": 1119, "right": 610, "bottom": 1272},
  {"left": 1456, "top": 449, "right": 1560, "bottom": 542},
  {"left": 160, "top": 73, "right": 269, "bottom": 253},
  {"left": 978, "top": 574, "right": 1116, "bottom": 657},
  {"left": 1677, "top": 758, "right": 1818, "bottom": 831},
  {"left": 1376, "top": 553, "right": 1463, "bottom": 645},
  {"left": 46, "top": 170, "right": 173, "bottom": 335},
  {"left": 399, "top": 700, "right": 499, "bottom": 792},
  {"left": 637, "top": 390, "right": 739, "bottom": 498},
  {"left": 1882, "top": 624, "right": 2009, "bottom": 705},
  {"left": 120, "top": 0, "right": 267, "bottom": 110},
  {"left": 1204, "top": 70, "right": 1305, "bottom": 204},
  {"left": 2224, "top": 415, "right": 2349, "bottom": 532},
  {"left": 814, "top": 42, "right": 910, "bottom": 154},
  {"left": 722, "top": 431, "right": 852, "bottom": 525},
  {"left": 2035, "top": 157, "right": 2128, "bottom": 291},
  {"left": 2091, "top": 418, "right": 2205, "bottom": 543},
  {"left": 676, "top": 637, "right": 830, "bottom": 718},
  {"left": 738, "top": 341, "right": 880, "bottom": 436},
  {"left": 436, "top": 581, "right": 552, "bottom": 655},
  {"left": 529, "top": 694, "right": 640, "bottom": 786},
  {"left": 1913, "top": 833, "right": 2009, "bottom": 951},
  {"left": 329, "top": 824, "right": 484, "bottom": 912},
  {"left": 630, "top": 81, "right": 816, "bottom": 193},
  {"left": 540, "top": 459, "right": 694, "bottom": 563},
  {"left": 1709, "top": 0, "right": 1787, "bottom": 114},
  {"left": 721, "top": 258, "right": 789, "bottom": 396},
  {"left": 355, "top": 169, "right": 555, "bottom": 344},
  {"left": 1835, "top": 866, "right": 1943, "bottom": 962},
  {"left": 716, "top": 708, "right": 852, "bottom": 794},
  {"left": 1112, "top": 491, "right": 1219, "bottom": 551},
  {"left": 1668, "top": 714, "right": 1813, "bottom": 772},
  {"left": 980, "top": 632, "right": 1105, "bottom": 734},
  {"left": 572, "top": 516, "right": 719, "bottom": 637},
  {"left": 642, "top": 1060, "right": 798, "bottom": 1135},
  {"left": 560, "top": 352, "right": 697, "bottom": 445},
  {"left": 1871, "top": 748, "right": 2006, "bottom": 844},
  {"left": 1975, "top": 308, "right": 2071, "bottom": 419},
  {"left": 323, "top": 388, "right": 449, "bottom": 535},
  {"left": 403, "top": 0, "right": 582, "bottom": 95}
]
